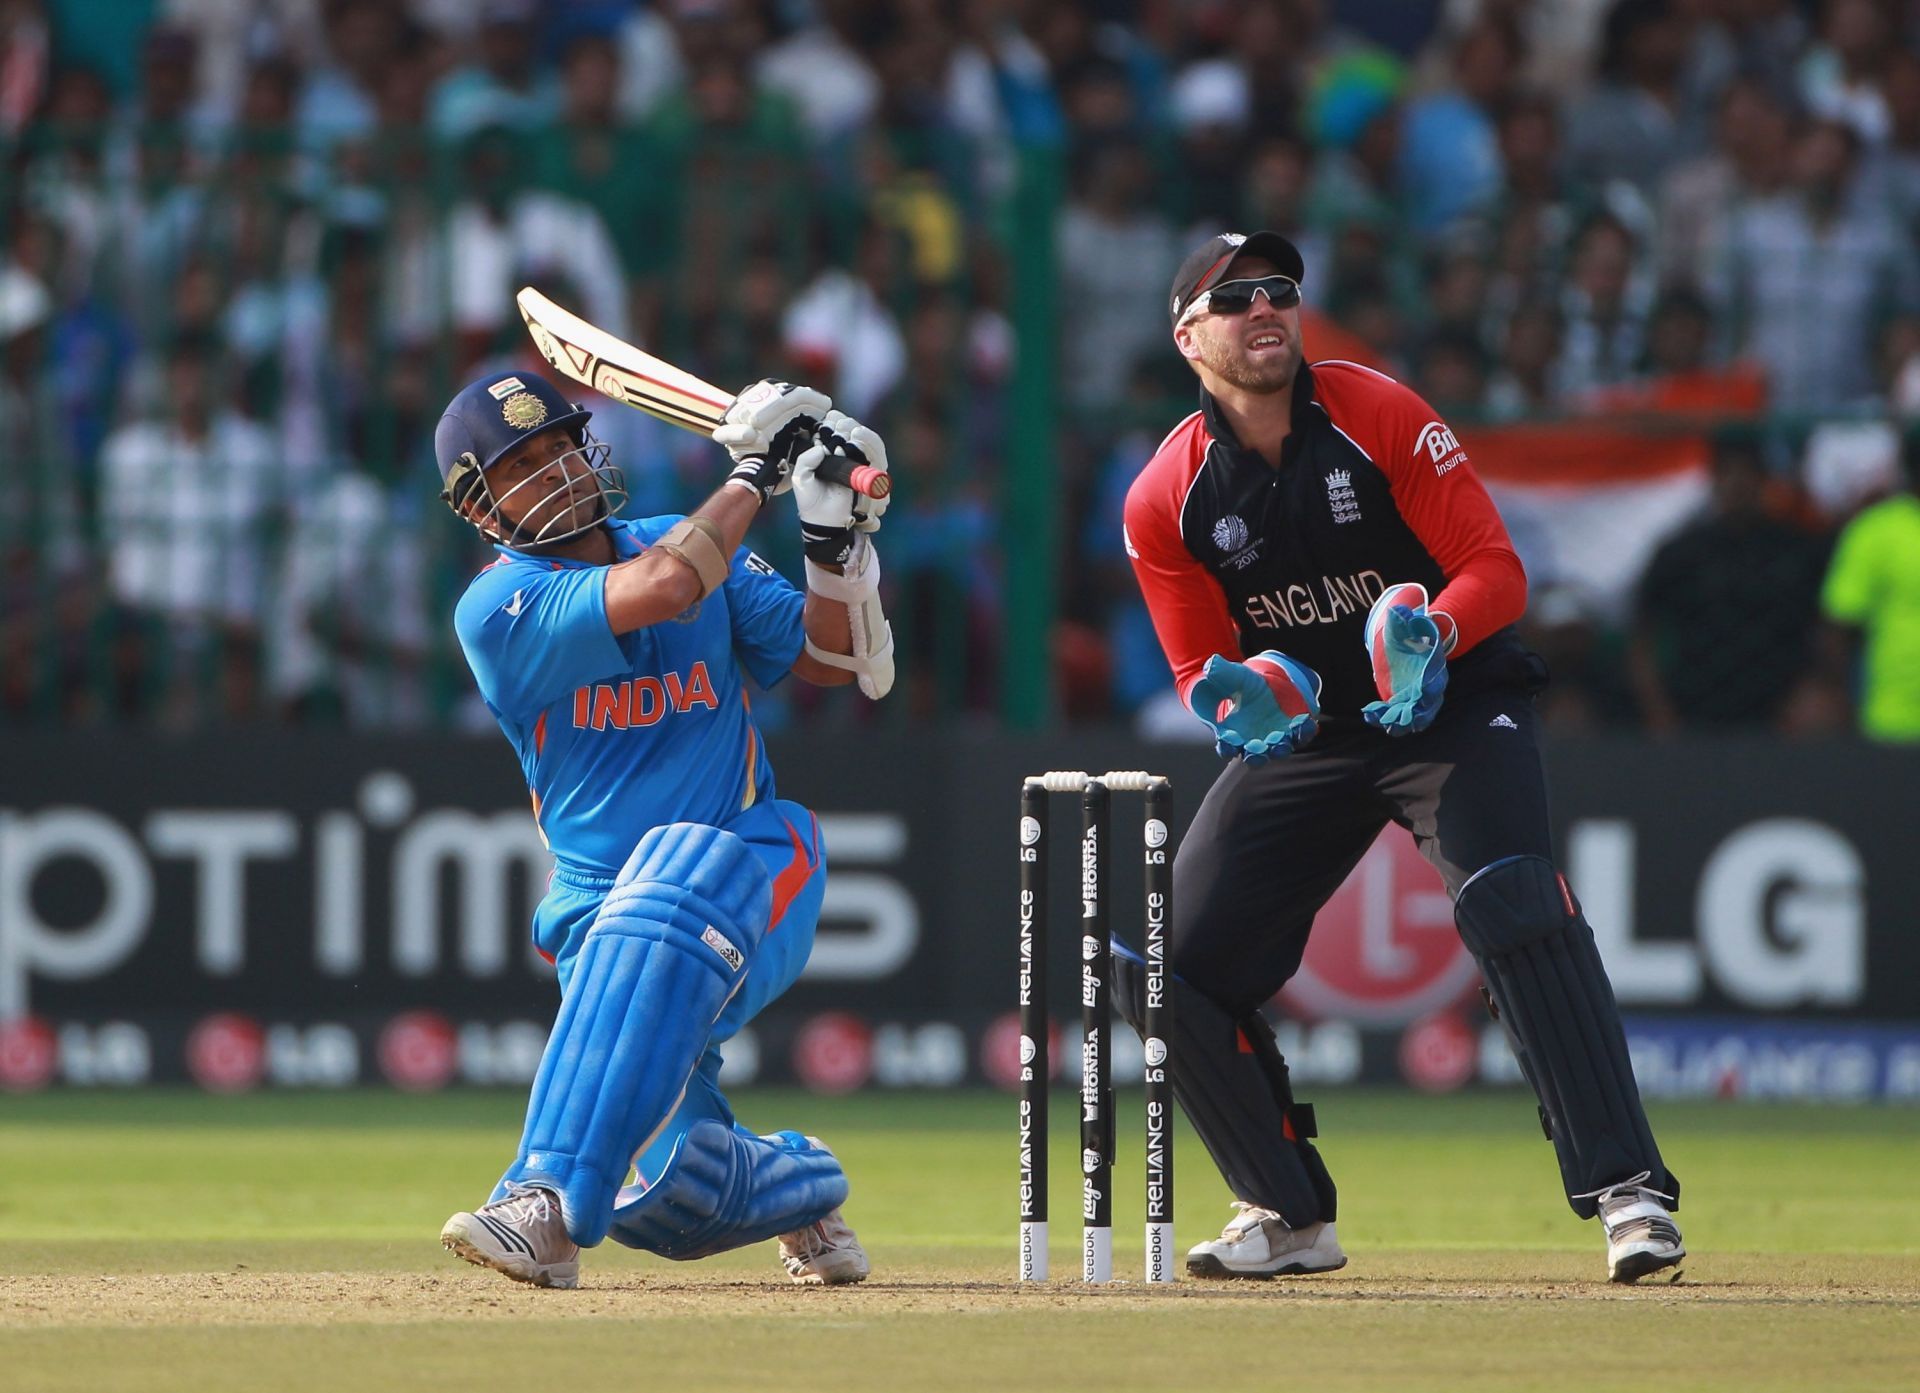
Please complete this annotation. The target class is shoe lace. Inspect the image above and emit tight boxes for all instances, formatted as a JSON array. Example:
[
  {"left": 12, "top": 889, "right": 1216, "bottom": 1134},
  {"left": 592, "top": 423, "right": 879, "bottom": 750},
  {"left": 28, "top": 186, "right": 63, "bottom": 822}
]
[
  {"left": 491, "top": 1184, "right": 560, "bottom": 1227},
  {"left": 783, "top": 1221, "right": 831, "bottom": 1260},
  {"left": 1572, "top": 1170, "right": 1676, "bottom": 1210},
  {"left": 1223, "top": 1201, "right": 1283, "bottom": 1237}
]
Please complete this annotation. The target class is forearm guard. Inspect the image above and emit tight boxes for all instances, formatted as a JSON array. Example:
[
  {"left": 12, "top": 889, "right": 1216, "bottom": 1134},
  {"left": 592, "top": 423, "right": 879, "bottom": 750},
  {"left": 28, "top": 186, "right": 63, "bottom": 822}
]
[{"left": 803, "top": 533, "right": 895, "bottom": 700}]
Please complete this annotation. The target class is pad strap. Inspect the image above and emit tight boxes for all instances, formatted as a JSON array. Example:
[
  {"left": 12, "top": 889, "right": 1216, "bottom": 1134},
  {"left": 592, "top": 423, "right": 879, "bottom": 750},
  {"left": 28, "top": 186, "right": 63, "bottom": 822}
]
[
  {"left": 802, "top": 536, "right": 895, "bottom": 700},
  {"left": 655, "top": 515, "right": 731, "bottom": 598}
]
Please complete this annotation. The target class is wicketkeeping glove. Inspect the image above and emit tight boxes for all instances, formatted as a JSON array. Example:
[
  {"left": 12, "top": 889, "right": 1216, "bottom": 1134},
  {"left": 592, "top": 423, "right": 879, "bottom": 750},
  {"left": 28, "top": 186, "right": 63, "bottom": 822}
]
[
  {"left": 1362, "top": 582, "right": 1454, "bottom": 736},
  {"left": 712, "top": 379, "right": 832, "bottom": 504},
  {"left": 1187, "top": 651, "right": 1322, "bottom": 764}
]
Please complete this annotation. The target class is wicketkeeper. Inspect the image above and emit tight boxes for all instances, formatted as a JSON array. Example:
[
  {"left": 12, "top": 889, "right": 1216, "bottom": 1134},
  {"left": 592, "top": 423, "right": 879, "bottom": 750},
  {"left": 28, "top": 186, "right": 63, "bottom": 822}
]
[
  {"left": 1117, "top": 231, "right": 1684, "bottom": 1282},
  {"left": 433, "top": 369, "right": 895, "bottom": 1287}
]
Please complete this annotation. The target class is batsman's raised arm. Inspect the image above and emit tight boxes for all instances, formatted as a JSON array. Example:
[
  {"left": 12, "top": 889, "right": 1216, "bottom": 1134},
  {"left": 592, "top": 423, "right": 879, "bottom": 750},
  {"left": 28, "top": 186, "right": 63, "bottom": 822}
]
[
  {"left": 620, "top": 384, "right": 897, "bottom": 692},
  {"left": 599, "top": 379, "right": 830, "bottom": 631}
]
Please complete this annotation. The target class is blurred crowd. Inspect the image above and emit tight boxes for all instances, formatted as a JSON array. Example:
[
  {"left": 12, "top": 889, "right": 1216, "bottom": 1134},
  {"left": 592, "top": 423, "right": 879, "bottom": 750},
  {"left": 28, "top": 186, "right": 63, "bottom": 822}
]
[{"left": 0, "top": 0, "right": 1916, "bottom": 739}]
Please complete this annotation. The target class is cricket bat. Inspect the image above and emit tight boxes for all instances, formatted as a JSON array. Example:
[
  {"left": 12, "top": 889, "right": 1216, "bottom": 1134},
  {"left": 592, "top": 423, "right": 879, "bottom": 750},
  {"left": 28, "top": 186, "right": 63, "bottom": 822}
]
[{"left": 516, "top": 287, "right": 891, "bottom": 500}]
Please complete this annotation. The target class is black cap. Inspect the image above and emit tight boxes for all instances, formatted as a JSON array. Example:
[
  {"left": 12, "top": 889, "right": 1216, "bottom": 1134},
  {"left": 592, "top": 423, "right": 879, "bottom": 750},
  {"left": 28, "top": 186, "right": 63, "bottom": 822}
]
[{"left": 1168, "top": 231, "right": 1306, "bottom": 324}]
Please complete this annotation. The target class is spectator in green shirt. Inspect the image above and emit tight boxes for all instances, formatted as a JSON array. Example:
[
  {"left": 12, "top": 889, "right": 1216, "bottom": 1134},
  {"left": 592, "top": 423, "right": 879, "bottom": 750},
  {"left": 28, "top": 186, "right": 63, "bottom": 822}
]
[{"left": 1822, "top": 436, "right": 1920, "bottom": 741}]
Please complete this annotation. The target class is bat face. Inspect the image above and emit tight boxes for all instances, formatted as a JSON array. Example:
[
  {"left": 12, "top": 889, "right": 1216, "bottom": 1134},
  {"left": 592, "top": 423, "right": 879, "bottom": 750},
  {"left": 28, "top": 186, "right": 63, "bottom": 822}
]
[
  {"left": 516, "top": 286, "right": 890, "bottom": 501},
  {"left": 517, "top": 288, "right": 733, "bottom": 433}
]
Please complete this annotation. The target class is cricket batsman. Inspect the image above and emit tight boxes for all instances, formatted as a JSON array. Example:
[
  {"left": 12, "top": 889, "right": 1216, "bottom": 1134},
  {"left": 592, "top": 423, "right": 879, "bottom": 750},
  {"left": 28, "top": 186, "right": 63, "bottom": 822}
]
[
  {"left": 1118, "top": 231, "right": 1684, "bottom": 1282},
  {"left": 433, "top": 369, "right": 895, "bottom": 1287}
]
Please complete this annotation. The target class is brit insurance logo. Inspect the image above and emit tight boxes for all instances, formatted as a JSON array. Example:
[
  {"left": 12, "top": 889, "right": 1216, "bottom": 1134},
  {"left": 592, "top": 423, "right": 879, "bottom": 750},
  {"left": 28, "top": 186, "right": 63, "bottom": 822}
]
[
  {"left": 1211, "top": 513, "right": 1261, "bottom": 569},
  {"left": 1417, "top": 420, "right": 1467, "bottom": 477}
]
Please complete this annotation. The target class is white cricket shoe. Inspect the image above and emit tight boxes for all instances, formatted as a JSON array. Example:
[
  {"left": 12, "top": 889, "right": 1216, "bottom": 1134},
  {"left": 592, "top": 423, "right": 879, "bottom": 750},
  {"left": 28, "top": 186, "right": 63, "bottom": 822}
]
[
  {"left": 1185, "top": 1203, "right": 1347, "bottom": 1278},
  {"left": 1587, "top": 1172, "right": 1685, "bottom": 1283},
  {"left": 441, "top": 1185, "right": 581, "bottom": 1289},
  {"left": 779, "top": 1206, "right": 870, "bottom": 1285}
]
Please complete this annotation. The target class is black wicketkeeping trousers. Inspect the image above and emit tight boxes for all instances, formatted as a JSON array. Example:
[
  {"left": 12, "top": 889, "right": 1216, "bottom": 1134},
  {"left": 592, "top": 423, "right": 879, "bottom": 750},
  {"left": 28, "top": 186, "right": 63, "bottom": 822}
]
[{"left": 1173, "top": 681, "right": 1553, "bottom": 1015}]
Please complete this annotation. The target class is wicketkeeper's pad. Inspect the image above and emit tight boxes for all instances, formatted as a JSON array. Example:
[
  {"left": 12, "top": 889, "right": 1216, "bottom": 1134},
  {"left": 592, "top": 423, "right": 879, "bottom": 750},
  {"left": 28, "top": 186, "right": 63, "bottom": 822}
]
[
  {"left": 1454, "top": 854, "right": 1678, "bottom": 1215},
  {"left": 1114, "top": 941, "right": 1336, "bottom": 1226}
]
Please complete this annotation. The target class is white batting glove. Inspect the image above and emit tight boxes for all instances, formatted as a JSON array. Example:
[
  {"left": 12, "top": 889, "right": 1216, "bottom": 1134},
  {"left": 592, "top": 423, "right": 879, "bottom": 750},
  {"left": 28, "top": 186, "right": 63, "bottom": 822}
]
[
  {"left": 814, "top": 409, "right": 892, "bottom": 533},
  {"left": 792, "top": 439, "right": 860, "bottom": 566},
  {"left": 712, "top": 379, "right": 831, "bottom": 503}
]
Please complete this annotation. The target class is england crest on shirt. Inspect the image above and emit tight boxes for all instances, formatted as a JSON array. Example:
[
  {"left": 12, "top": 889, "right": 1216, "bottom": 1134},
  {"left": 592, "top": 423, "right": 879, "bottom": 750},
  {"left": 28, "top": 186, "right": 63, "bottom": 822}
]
[{"left": 1326, "top": 469, "right": 1361, "bottom": 524}]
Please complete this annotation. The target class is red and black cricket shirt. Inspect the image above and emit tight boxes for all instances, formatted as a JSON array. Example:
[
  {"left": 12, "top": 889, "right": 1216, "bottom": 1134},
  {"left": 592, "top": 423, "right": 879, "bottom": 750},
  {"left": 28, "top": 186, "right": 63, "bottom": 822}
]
[{"left": 1123, "top": 360, "right": 1533, "bottom": 719}]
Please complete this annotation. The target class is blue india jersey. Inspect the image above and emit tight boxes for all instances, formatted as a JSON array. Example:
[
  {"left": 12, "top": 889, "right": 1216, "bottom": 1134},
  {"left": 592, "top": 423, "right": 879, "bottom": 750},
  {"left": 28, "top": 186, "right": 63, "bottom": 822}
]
[{"left": 454, "top": 516, "right": 805, "bottom": 875}]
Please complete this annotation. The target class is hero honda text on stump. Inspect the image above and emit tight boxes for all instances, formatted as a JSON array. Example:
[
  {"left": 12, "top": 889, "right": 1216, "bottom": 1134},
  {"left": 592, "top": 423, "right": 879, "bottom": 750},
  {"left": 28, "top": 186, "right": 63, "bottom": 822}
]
[{"left": 1019, "top": 771, "right": 1175, "bottom": 1284}]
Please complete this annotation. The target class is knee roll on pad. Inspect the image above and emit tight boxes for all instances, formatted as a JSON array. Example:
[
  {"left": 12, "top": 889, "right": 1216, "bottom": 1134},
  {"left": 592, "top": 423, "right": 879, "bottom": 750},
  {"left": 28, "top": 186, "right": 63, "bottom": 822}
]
[
  {"left": 606, "top": 1122, "right": 848, "bottom": 1259},
  {"left": 505, "top": 824, "right": 774, "bottom": 1247},
  {"left": 1455, "top": 855, "right": 1677, "bottom": 1214},
  {"left": 1114, "top": 944, "right": 1334, "bottom": 1226}
]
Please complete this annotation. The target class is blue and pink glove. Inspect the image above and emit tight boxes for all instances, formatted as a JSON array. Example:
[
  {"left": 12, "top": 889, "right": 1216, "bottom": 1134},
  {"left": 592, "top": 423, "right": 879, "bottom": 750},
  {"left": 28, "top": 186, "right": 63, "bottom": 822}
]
[
  {"left": 1188, "top": 651, "right": 1322, "bottom": 764},
  {"left": 1363, "top": 582, "right": 1455, "bottom": 736}
]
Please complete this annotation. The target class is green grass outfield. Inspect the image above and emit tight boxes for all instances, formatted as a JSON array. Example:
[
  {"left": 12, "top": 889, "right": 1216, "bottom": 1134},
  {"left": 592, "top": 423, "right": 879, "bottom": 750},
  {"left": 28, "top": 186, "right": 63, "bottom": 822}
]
[{"left": 2, "top": 1088, "right": 1916, "bottom": 1393}]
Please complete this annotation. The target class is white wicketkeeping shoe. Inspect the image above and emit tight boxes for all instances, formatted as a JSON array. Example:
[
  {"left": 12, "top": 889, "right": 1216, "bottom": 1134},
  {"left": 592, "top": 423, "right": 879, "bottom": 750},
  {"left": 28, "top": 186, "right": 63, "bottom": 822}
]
[
  {"left": 1185, "top": 1203, "right": 1347, "bottom": 1279},
  {"left": 779, "top": 1206, "right": 870, "bottom": 1285},
  {"left": 441, "top": 1184, "right": 581, "bottom": 1289},
  {"left": 1584, "top": 1171, "right": 1685, "bottom": 1283}
]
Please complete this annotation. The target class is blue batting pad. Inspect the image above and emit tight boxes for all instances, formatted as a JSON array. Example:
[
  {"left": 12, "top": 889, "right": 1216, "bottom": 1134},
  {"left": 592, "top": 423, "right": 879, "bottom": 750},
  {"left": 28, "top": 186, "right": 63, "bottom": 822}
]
[
  {"left": 606, "top": 1121, "right": 849, "bottom": 1260},
  {"left": 710, "top": 799, "right": 826, "bottom": 1044},
  {"left": 503, "top": 822, "right": 773, "bottom": 1247}
]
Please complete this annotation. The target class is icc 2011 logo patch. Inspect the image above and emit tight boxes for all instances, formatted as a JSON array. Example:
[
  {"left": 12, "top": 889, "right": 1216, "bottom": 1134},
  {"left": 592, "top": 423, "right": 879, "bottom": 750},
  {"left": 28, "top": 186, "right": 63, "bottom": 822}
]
[{"left": 1211, "top": 514, "right": 1250, "bottom": 553}]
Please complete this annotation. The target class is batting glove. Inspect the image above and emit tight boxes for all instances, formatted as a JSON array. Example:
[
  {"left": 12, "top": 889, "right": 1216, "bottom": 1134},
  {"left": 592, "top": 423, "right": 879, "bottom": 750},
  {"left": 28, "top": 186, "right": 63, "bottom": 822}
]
[
  {"left": 814, "top": 409, "right": 891, "bottom": 533},
  {"left": 713, "top": 379, "right": 831, "bottom": 504},
  {"left": 792, "top": 441, "right": 860, "bottom": 567}
]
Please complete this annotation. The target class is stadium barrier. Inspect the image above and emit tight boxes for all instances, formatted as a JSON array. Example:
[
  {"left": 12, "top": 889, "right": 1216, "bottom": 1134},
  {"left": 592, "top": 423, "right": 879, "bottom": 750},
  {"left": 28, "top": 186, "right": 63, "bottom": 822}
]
[{"left": 1, "top": 731, "right": 1916, "bottom": 1099}]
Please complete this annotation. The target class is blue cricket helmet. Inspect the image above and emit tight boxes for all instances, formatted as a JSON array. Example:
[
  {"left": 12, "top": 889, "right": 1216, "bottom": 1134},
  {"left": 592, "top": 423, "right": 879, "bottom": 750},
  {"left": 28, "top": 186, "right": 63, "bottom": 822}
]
[
  {"left": 434, "top": 370, "right": 592, "bottom": 509},
  {"left": 435, "top": 369, "right": 625, "bottom": 547}
]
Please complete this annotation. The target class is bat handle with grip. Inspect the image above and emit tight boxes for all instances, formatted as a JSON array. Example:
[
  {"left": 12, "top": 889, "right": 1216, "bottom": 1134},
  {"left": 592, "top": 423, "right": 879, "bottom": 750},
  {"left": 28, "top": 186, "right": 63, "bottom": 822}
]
[{"left": 813, "top": 453, "right": 892, "bottom": 500}]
